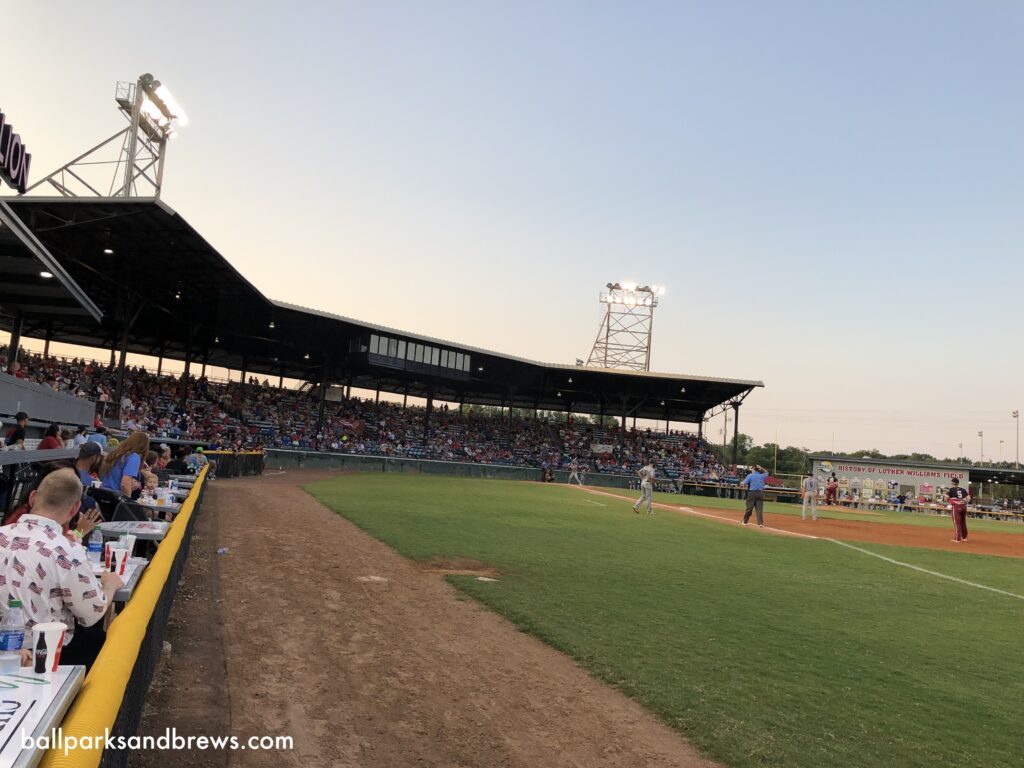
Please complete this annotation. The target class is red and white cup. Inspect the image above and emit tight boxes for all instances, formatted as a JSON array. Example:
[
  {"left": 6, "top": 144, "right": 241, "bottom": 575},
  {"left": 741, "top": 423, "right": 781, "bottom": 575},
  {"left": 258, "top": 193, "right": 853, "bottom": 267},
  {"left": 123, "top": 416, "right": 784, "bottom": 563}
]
[
  {"left": 104, "top": 542, "right": 114, "bottom": 570},
  {"left": 32, "top": 622, "right": 67, "bottom": 673},
  {"left": 113, "top": 547, "right": 129, "bottom": 577}
]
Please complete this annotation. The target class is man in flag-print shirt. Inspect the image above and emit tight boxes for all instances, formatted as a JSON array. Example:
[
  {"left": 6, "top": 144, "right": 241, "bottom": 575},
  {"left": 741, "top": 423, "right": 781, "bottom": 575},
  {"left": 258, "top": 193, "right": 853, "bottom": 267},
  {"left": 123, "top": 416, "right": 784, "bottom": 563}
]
[{"left": 0, "top": 469, "right": 122, "bottom": 667}]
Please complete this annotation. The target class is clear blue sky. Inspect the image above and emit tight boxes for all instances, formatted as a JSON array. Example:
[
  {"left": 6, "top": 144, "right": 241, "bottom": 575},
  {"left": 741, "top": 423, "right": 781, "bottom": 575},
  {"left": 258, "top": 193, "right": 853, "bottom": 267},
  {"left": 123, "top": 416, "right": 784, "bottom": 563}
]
[{"left": 5, "top": 1, "right": 1023, "bottom": 459}]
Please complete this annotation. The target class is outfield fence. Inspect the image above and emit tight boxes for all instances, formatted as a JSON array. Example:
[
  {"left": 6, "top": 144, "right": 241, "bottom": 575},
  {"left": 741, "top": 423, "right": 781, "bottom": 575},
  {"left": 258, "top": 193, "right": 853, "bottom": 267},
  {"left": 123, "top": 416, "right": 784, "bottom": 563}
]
[
  {"left": 41, "top": 465, "right": 210, "bottom": 768},
  {"left": 265, "top": 449, "right": 802, "bottom": 502}
]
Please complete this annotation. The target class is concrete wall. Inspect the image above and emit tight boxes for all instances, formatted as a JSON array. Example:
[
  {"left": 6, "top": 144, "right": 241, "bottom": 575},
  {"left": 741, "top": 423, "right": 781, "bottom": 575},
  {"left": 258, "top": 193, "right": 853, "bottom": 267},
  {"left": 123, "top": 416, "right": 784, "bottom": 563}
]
[{"left": 0, "top": 373, "right": 95, "bottom": 427}]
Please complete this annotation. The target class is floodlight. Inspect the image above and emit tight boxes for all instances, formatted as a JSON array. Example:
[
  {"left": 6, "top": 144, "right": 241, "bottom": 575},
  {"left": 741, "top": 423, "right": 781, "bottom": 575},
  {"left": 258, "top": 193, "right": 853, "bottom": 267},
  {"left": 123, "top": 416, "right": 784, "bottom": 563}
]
[
  {"left": 621, "top": 281, "right": 637, "bottom": 292},
  {"left": 39, "top": 271, "right": 53, "bottom": 279},
  {"left": 154, "top": 84, "right": 188, "bottom": 126},
  {"left": 103, "top": 248, "right": 114, "bottom": 255}
]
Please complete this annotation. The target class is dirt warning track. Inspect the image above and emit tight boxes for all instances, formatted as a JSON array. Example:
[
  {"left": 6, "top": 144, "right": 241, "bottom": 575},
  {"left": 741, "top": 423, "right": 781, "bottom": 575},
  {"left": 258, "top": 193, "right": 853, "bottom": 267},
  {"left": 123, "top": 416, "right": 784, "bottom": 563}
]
[{"left": 134, "top": 471, "right": 719, "bottom": 768}]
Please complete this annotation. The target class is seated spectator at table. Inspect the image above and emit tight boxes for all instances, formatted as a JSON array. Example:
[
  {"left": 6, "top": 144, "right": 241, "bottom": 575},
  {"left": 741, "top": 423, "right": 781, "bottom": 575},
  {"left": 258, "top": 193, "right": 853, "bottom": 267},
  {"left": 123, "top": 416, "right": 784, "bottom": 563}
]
[
  {"left": 143, "top": 450, "right": 158, "bottom": 472},
  {"left": 99, "top": 431, "right": 150, "bottom": 497},
  {"left": 138, "top": 471, "right": 160, "bottom": 500},
  {"left": 75, "top": 442, "right": 102, "bottom": 487},
  {"left": 87, "top": 426, "right": 108, "bottom": 449},
  {"left": 185, "top": 447, "right": 209, "bottom": 472},
  {"left": 4, "top": 412, "right": 29, "bottom": 449},
  {"left": 72, "top": 426, "right": 88, "bottom": 447},
  {"left": 0, "top": 468, "right": 121, "bottom": 668},
  {"left": 166, "top": 449, "right": 189, "bottom": 474},
  {"left": 37, "top": 423, "right": 64, "bottom": 450},
  {"left": 156, "top": 445, "right": 172, "bottom": 470},
  {"left": 3, "top": 461, "right": 103, "bottom": 540}
]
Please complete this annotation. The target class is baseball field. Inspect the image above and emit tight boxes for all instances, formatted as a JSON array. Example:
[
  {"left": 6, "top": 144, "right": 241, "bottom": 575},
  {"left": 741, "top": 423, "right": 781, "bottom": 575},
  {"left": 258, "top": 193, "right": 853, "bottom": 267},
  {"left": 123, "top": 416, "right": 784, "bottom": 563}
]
[{"left": 306, "top": 473, "right": 1024, "bottom": 768}]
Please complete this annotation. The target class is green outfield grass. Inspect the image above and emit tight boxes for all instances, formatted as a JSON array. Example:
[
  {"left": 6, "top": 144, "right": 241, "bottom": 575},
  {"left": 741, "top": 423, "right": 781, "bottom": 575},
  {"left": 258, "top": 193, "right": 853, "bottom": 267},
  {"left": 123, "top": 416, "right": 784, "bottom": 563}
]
[
  {"left": 306, "top": 474, "right": 1024, "bottom": 768},
  {"left": 610, "top": 486, "right": 1024, "bottom": 534}
]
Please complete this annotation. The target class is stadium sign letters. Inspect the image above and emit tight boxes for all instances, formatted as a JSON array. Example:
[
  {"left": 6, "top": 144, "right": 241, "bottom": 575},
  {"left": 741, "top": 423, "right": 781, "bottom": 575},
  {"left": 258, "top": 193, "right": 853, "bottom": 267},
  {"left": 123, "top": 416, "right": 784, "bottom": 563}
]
[
  {"left": 833, "top": 463, "right": 967, "bottom": 481},
  {"left": 0, "top": 109, "right": 31, "bottom": 194}
]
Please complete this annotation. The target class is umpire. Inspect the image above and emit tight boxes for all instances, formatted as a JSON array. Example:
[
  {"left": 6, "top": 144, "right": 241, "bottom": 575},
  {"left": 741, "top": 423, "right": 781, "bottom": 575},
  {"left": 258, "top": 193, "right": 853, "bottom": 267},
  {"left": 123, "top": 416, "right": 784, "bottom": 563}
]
[{"left": 742, "top": 464, "right": 770, "bottom": 527}]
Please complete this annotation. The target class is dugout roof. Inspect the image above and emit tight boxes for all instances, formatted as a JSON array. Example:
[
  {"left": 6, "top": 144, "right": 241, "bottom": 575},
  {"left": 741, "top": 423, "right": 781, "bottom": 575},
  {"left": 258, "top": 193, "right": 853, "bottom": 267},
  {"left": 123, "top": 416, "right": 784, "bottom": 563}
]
[{"left": 0, "top": 197, "right": 762, "bottom": 422}]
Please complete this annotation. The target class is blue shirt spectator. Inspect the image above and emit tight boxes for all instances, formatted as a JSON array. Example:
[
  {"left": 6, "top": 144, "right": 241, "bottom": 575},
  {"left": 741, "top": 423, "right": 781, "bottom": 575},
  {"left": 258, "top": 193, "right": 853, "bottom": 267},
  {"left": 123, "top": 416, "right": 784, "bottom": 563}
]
[
  {"left": 101, "top": 453, "right": 141, "bottom": 493},
  {"left": 743, "top": 469, "right": 769, "bottom": 491},
  {"left": 87, "top": 430, "right": 108, "bottom": 449}
]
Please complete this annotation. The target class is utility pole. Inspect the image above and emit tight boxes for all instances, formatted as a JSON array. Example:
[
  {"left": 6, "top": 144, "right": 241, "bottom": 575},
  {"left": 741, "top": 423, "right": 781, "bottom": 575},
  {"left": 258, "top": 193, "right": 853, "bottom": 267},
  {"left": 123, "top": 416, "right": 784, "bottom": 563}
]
[
  {"left": 1013, "top": 411, "right": 1020, "bottom": 470},
  {"left": 978, "top": 430, "right": 984, "bottom": 465}
]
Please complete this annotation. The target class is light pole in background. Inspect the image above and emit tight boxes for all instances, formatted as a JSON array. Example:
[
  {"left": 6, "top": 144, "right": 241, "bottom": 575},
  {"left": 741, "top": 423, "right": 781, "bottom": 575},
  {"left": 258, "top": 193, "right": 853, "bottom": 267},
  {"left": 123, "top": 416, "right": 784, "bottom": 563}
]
[
  {"left": 1013, "top": 410, "right": 1020, "bottom": 470},
  {"left": 978, "top": 430, "right": 984, "bottom": 465},
  {"left": 958, "top": 442, "right": 963, "bottom": 463},
  {"left": 999, "top": 440, "right": 1005, "bottom": 465}
]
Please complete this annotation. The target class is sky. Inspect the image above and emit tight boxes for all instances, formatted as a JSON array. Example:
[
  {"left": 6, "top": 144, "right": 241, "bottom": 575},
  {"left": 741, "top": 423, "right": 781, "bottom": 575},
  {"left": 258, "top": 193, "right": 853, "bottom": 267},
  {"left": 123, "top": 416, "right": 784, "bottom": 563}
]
[{"left": 4, "top": 1, "right": 1023, "bottom": 460}]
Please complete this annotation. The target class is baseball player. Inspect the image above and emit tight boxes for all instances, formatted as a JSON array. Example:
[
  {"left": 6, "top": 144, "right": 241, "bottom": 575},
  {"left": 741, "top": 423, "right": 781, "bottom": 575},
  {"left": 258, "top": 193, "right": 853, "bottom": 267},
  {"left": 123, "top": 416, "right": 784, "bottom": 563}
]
[
  {"left": 568, "top": 457, "right": 583, "bottom": 486},
  {"left": 946, "top": 477, "right": 971, "bottom": 543},
  {"left": 633, "top": 460, "right": 655, "bottom": 515},
  {"left": 824, "top": 473, "right": 839, "bottom": 506},
  {"left": 801, "top": 474, "right": 820, "bottom": 521}
]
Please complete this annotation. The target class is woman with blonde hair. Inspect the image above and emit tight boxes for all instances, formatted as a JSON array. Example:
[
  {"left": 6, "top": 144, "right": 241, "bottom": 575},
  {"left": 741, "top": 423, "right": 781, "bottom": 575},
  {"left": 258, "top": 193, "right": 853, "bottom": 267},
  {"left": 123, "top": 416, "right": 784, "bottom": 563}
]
[{"left": 99, "top": 431, "right": 150, "bottom": 497}]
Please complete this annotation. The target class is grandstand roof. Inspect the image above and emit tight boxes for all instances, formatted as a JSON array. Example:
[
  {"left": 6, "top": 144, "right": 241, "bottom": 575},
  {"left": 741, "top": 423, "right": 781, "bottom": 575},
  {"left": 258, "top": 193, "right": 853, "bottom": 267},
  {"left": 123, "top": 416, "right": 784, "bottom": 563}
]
[{"left": 0, "top": 196, "right": 762, "bottom": 423}]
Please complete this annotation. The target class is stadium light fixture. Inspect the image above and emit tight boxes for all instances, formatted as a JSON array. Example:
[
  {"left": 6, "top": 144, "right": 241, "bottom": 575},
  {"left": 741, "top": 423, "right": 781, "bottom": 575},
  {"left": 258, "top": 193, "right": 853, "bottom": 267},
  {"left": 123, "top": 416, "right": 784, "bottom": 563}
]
[
  {"left": 174, "top": 291, "right": 181, "bottom": 300},
  {"left": 304, "top": 353, "right": 310, "bottom": 359},
  {"left": 214, "top": 336, "right": 219, "bottom": 343},
  {"left": 103, "top": 247, "right": 114, "bottom": 255},
  {"left": 268, "top": 321, "right": 275, "bottom": 329},
  {"left": 39, "top": 271, "right": 53, "bottom": 279},
  {"left": 567, "top": 377, "right": 573, "bottom": 383}
]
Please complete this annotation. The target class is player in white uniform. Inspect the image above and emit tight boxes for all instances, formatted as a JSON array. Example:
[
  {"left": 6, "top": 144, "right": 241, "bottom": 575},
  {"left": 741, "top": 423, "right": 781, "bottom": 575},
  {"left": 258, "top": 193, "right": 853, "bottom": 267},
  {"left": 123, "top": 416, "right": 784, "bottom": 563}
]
[
  {"left": 568, "top": 457, "right": 583, "bottom": 485},
  {"left": 633, "top": 460, "right": 655, "bottom": 515}
]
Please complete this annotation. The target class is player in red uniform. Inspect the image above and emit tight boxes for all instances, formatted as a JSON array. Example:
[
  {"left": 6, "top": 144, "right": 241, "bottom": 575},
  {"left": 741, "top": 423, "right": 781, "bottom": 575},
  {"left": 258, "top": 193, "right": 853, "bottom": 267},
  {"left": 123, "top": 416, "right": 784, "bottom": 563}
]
[
  {"left": 946, "top": 477, "right": 971, "bottom": 543},
  {"left": 824, "top": 473, "right": 839, "bottom": 506}
]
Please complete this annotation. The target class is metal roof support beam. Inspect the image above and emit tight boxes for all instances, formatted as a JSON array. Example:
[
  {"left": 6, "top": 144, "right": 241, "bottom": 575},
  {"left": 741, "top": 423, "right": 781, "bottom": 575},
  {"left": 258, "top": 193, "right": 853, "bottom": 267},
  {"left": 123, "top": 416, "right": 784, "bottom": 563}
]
[
  {"left": 731, "top": 401, "right": 741, "bottom": 467},
  {"left": 316, "top": 366, "right": 329, "bottom": 439},
  {"left": 43, "top": 325, "right": 52, "bottom": 360},
  {"left": 5, "top": 313, "right": 23, "bottom": 375},
  {"left": 113, "top": 299, "right": 146, "bottom": 410},
  {"left": 423, "top": 392, "right": 433, "bottom": 446}
]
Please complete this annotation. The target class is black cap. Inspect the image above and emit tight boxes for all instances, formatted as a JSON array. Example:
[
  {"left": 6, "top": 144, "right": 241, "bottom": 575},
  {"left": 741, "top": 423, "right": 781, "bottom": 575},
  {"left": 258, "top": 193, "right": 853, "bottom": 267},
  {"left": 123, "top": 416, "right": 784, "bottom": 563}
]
[
  {"left": 951, "top": 477, "right": 960, "bottom": 484},
  {"left": 15, "top": 411, "right": 28, "bottom": 421},
  {"left": 78, "top": 442, "right": 102, "bottom": 460}
]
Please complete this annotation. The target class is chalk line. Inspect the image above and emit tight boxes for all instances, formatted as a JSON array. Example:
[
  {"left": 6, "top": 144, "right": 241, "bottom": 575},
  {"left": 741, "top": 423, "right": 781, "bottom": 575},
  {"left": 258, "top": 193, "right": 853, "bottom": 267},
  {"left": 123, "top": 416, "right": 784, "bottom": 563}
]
[{"left": 826, "top": 538, "right": 1024, "bottom": 602}]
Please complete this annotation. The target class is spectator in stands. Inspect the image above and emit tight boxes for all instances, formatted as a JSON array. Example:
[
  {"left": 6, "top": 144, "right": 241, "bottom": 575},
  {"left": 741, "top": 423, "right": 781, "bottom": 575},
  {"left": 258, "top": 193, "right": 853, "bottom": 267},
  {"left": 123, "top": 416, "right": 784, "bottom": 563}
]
[
  {"left": 60, "top": 429, "right": 73, "bottom": 448},
  {"left": 99, "top": 431, "right": 150, "bottom": 497},
  {"left": 166, "top": 448, "right": 189, "bottom": 474},
  {"left": 72, "top": 426, "right": 88, "bottom": 447},
  {"left": 0, "top": 468, "right": 122, "bottom": 668},
  {"left": 4, "top": 412, "right": 29, "bottom": 449},
  {"left": 75, "top": 442, "right": 102, "bottom": 487},
  {"left": 87, "top": 426, "right": 108, "bottom": 449},
  {"left": 37, "top": 423, "right": 64, "bottom": 450}
]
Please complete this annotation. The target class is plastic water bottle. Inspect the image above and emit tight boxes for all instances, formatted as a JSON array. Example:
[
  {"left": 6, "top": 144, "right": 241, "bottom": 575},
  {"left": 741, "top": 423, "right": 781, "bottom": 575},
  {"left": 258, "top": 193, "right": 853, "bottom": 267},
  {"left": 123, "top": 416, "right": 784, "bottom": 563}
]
[
  {"left": 0, "top": 600, "right": 26, "bottom": 674},
  {"left": 88, "top": 529, "right": 104, "bottom": 564}
]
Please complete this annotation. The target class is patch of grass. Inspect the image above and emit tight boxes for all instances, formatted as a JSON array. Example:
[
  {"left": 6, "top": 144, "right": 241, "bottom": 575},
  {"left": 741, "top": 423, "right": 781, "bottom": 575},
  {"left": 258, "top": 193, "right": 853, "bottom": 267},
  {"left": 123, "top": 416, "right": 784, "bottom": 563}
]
[{"left": 307, "top": 474, "right": 1024, "bottom": 768}]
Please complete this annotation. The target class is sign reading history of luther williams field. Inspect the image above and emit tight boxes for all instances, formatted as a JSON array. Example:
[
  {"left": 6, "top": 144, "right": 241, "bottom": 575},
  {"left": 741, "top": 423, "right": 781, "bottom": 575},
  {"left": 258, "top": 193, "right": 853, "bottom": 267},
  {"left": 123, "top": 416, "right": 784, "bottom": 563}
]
[
  {"left": 0, "top": 110, "right": 31, "bottom": 194},
  {"left": 0, "top": 667, "right": 82, "bottom": 767}
]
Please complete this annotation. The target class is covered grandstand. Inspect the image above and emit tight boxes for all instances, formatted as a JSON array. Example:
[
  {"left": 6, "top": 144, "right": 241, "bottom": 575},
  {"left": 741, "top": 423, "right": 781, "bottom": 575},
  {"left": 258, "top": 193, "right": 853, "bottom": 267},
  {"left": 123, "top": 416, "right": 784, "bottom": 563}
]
[{"left": 0, "top": 196, "right": 762, "bottom": 457}]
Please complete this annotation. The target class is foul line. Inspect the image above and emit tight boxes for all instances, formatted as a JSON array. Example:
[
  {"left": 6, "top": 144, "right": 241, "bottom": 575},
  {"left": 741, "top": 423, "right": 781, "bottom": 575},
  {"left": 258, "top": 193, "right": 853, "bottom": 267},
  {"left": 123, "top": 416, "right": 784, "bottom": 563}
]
[
  {"left": 583, "top": 499, "right": 606, "bottom": 507},
  {"left": 565, "top": 486, "right": 1024, "bottom": 602},
  {"left": 826, "top": 538, "right": 1024, "bottom": 602},
  {"left": 569, "top": 485, "right": 818, "bottom": 540}
]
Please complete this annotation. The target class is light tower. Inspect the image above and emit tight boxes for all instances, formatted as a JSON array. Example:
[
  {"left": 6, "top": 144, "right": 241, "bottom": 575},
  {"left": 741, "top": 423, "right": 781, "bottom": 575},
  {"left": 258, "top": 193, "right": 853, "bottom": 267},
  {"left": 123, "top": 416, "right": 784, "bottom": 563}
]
[
  {"left": 585, "top": 282, "right": 665, "bottom": 371},
  {"left": 23, "top": 73, "right": 187, "bottom": 199}
]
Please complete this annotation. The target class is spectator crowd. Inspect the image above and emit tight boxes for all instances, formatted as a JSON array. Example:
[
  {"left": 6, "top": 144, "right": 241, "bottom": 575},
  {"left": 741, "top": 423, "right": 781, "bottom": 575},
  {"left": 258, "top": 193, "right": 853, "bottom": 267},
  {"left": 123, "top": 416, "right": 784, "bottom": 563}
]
[{"left": 2, "top": 346, "right": 728, "bottom": 482}]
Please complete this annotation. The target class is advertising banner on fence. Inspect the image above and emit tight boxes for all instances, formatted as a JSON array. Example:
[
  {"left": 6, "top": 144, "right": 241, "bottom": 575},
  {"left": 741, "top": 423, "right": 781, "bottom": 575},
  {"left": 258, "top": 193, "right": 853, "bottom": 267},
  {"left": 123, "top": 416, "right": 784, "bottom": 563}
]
[{"left": 813, "top": 459, "right": 970, "bottom": 499}]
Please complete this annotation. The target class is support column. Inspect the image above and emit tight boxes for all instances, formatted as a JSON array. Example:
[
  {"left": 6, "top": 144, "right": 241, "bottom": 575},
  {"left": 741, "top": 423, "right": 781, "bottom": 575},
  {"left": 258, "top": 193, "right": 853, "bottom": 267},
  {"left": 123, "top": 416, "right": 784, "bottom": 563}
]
[
  {"left": 43, "top": 325, "right": 52, "bottom": 360},
  {"left": 113, "top": 302, "right": 144, "bottom": 412},
  {"left": 5, "top": 313, "right": 23, "bottom": 375},
  {"left": 731, "top": 402, "right": 741, "bottom": 466},
  {"left": 316, "top": 366, "right": 329, "bottom": 439},
  {"left": 375, "top": 381, "right": 380, "bottom": 403},
  {"left": 180, "top": 345, "right": 193, "bottom": 406},
  {"left": 240, "top": 357, "right": 248, "bottom": 386},
  {"left": 156, "top": 342, "right": 164, "bottom": 377},
  {"left": 698, "top": 415, "right": 704, "bottom": 441},
  {"left": 423, "top": 392, "right": 433, "bottom": 445}
]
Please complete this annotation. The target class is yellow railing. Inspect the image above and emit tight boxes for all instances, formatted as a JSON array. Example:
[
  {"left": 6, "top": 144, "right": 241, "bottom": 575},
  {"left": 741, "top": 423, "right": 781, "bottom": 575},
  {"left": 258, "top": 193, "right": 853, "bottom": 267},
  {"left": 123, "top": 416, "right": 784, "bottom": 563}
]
[{"left": 40, "top": 465, "right": 209, "bottom": 768}]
